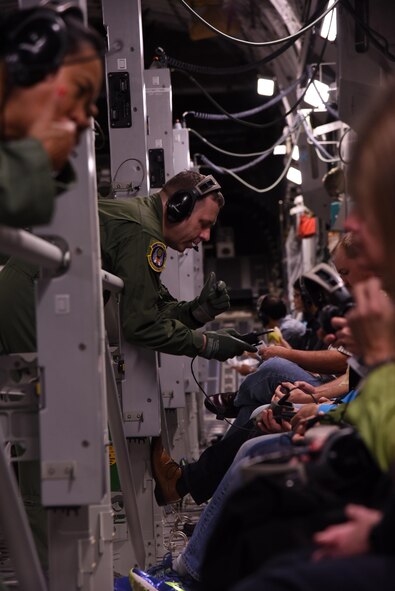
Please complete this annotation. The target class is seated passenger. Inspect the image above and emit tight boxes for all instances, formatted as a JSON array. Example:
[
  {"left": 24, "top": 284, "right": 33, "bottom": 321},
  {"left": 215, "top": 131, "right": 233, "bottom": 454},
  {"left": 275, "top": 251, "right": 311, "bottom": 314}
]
[
  {"left": 196, "top": 79, "right": 395, "bottom": 591},
  {"left": 205, "top": 231, "right": 370, "bottom": 429},
  {"left": 0, "top": 4, "right": 104, "bottom": 226},
  {"left": 256, "top": 293, "right": 307, "bottom": 349},
  {"left": 141, "top": 78, "right": 395, "bottom": 591}
]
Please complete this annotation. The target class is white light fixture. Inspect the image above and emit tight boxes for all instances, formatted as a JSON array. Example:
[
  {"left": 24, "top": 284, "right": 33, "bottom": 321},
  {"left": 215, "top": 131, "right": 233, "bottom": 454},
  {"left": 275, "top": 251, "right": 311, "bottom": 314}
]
[
  {"left": 320, "top": 0, "right": 337, "bottom": 42},
  {"left": 257, "top": 77, "right": 275, "bottom": 96},
  {"left": 273, "top": 144, "right": 286, "bottom": 155},
  {"left": 292, "top": 146, "right": 300, "bottom": 161},
  {"left": 287, "top": 167, "right": 302, "bottom": 185},
  {"left": 304, "top": 80, "right": 330, "bottom": 110}
]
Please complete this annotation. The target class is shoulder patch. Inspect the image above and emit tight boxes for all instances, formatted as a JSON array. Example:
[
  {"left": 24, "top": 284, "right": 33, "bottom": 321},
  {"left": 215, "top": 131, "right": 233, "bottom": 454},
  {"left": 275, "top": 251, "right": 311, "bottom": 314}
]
[{"left": 147, "top": 241, "right": 167, "bottom": 272}]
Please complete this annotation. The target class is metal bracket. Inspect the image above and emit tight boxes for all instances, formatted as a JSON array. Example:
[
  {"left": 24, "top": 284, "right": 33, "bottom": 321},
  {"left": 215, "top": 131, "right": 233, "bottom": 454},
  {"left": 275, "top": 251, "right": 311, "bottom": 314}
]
[
  {"left": 123, "top": 411, "right": 144, "bottom": 423},
  {"left": 41, "top": 460, "right": 77, "bottom": 480}
]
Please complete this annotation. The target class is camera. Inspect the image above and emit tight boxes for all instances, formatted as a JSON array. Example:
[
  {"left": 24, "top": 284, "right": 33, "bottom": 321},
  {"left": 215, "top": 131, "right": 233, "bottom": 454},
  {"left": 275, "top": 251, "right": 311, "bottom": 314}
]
[{"left": 302, "top": 263, "right": 354, "bottom": 334}]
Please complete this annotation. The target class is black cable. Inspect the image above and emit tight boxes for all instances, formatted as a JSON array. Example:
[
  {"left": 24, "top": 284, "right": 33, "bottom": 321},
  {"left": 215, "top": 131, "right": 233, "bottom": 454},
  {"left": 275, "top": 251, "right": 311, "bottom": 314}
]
[
  {"left": 338, "top": 126, "right": 352, "bottom": 165},
  {"left": 157, "top": 36, "right": 297, "bottom": 76},
  {"left": 190, "top": 357, "right": 252, "bottom": 433},
  {"left": 342, "top": 0, "right": 395, "bottom": 62},
  {"left": 175, "top": 0, "right": 339, "bottom": 48},
  {"left": 179, "top": 30, "right": 328, "bottom": 131},
  {"left": 154, "top": 1, "right": 332, "bottom": 76},
  {"left": 112, "top": 157, "right": 145, "bottom": 194}
]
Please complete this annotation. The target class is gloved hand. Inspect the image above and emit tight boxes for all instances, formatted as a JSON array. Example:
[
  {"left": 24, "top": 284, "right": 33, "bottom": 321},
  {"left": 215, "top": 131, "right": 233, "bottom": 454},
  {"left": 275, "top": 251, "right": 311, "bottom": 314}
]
[
  {"left": 200, "top": 328, "right": 257, "bottom": 362},
  {"left": 192, "top": 272, "right": 230, "bottom": 324}
]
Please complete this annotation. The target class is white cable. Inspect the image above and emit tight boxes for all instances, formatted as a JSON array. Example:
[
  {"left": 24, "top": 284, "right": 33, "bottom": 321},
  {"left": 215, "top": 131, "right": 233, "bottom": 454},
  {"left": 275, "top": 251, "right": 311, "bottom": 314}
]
[
  {"left": 200, "top": 128, "right": 301, "bottom": 194},
  {"left": 176, "top": 0, "right": 340, "bottom": 47},
  {"left": 188, "top": 124, "right": 297, "bottom": 158}
]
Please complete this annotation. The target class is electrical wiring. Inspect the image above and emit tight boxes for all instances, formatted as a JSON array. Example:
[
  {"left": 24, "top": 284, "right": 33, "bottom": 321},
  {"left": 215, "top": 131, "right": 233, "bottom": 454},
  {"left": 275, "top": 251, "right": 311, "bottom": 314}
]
[
  {"left": 190, "top": 358, "right": 252, "bottom": 433},
  {"left": 176, "top": 0, "right": 340, "bottom": 48},
  {"left": 154, "top": 2, "right": 333, "bottom": 76},
  {"left": 182, "top": 73, "right": 305, "bottom": 122},
  {"left": 187, "top": 121, "right": 299, "bottom": 159},
  {"left": 179, "top": 65, "right": 317, "bottom": 130},
  {"left": 177, "top": 20, "right": 331, "bottom": 131},
  {"left": 342, "top": 0, "right": 395, "bottom": 62},
  {"left": 112, "top": 157, "right": 145, "bottom": 195},
  {"left": 301, "top": 116, "right": 340, "bottom": 162},
  {"left": 338, "top": 127, "right": 352, "bottom": 165},
  {"left": 198, "top": 127, "right": 301, "bottom": 194}
]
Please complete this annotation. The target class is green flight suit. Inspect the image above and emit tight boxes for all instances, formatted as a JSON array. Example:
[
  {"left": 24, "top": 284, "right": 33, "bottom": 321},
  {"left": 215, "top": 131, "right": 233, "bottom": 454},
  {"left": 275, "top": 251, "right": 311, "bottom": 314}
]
[
  {"left": 0, "top": 194, "right": 206, "bottom": 356},
  {"left": 0, "top": 137, "right": 74, "bottom": 227},
  {"left": 99, "top": 194, "right": 205, "bottom": 356}
]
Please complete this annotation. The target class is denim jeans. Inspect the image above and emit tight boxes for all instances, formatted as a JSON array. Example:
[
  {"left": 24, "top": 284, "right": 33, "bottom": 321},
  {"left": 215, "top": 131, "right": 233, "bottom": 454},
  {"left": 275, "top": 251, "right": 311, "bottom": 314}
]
[
  {"left": 178, "top": 433, "right": 293, "bottom": 581},
  {"left": 228, "top": 357, "right": 323, "bottom": 435}
]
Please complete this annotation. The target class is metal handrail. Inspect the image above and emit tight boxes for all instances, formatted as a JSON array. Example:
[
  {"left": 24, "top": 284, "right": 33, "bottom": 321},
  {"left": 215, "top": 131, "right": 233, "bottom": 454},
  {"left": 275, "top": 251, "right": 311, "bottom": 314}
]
[
  {"left": 0, "top": 225, "right": 66, "bottom": 270},
  {"left": 0, "top": 225, "right": 125, "bottom": 293}
]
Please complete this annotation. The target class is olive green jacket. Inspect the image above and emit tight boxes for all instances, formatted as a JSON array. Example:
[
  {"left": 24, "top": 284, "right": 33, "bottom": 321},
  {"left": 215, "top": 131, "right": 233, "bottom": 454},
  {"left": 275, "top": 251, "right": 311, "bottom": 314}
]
[
  {"left": 0, "top": 138, "right": 74, "bottom": 227},
  {"left": 99, "top": 195, "right": 205, "bottom": 356}
]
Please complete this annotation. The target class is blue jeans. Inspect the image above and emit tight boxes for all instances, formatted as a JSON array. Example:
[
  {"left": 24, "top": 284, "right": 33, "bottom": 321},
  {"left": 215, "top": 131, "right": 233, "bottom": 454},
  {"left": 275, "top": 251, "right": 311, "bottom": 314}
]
[
  {"left": 228, "top": 357, "right": 323, "bottom": 435},
  {"left": 178, "top": 433, "right": 293, "bottom": 581}
]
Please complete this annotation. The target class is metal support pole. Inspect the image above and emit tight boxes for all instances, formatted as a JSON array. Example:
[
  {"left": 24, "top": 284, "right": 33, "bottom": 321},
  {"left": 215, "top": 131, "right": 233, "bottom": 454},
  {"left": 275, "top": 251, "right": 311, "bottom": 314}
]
[
  {"left": 105, "top": 342, "right": 146, "bottom": 568},
  {"left": 0, "top": 422, "right": 47, "bottom": 591},
  {"left": 101, "top": 270, "right": 124, "bottom": 293},
  {"left": 0, "top": 226, "right": 65, "bottom": 271}
]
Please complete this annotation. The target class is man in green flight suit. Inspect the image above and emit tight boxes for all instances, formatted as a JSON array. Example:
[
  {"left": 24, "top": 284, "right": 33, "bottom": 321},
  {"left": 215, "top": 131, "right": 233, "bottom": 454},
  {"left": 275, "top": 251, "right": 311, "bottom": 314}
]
[
  {"left": 0, "top": 170, "right": 256, "bottom": 362},
  {"left": 99, "top": 169, "right": 256, "bottom": 360}
]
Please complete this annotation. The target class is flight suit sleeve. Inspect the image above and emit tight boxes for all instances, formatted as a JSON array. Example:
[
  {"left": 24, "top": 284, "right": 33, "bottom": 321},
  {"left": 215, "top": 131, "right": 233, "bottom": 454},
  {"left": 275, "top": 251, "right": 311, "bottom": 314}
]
[
  {"left": 106, "top": 222, "right": 205, "bottom": 357},
  {"left": 157, "top": 282, "right": 205, "bottom": 329},
  {"left": 0, "top": 138, "right": 74, "bottom": 227}
]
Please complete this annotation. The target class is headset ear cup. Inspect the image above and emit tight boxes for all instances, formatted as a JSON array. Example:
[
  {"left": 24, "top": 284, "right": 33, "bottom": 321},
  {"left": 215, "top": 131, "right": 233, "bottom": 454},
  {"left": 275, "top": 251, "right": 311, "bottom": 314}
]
[
  {"left": 166, "top": 189, "right": 198, "bottom": 223},
  {"left": 5, "top": 9, "right": 67, "bottom": 87}
]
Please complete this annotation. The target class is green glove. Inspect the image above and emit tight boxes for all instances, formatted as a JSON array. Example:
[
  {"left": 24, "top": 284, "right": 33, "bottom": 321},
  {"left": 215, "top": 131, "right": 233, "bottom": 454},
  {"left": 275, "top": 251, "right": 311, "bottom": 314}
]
[
  {"left": 201, "top": 328, "right": 257, "bottom": 362},
  {"left": 192, "top": 272, "right": 230, "bottom": 324}
]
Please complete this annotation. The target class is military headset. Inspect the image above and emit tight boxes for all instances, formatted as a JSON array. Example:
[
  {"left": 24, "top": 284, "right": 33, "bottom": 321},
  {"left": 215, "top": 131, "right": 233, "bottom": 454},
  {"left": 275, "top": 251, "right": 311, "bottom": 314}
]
[
  {"left": 166, "top": 174, "right": 222, "bottom": 223},
  {"left": 0, "top": 3, "right": 82, "bottom": 88}
]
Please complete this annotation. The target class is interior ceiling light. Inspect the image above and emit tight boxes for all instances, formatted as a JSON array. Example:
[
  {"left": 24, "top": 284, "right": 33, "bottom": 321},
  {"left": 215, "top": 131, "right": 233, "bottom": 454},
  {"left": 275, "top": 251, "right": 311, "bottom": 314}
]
[
  {"left": 287, "top": 167, "right": 302, "bottom": 185},
  {"left": 273, "top": 144, "right": 286, "bottom": 155},
  {"left": 320, "top": 0, "right": 337, "bottom": 42},
  {"left": 257, "top": 77, "right": 275, "bottom": 96},
  {"left": 303, "top": 80, "right": 330, "bottom": 110},
  {"left": 292, "top": 146, "right": 300, "bottom": 161}
]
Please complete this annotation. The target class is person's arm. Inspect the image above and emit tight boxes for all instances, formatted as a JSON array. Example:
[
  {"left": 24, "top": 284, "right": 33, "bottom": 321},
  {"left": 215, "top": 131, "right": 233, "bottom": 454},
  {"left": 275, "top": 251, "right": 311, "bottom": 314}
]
[
  {"left": 159, "top": 272, "right": 230, "bottom": 328},
  {"left": 258, "top": 345, "right": 348, "bottom": 374},
  {"left": 272, "top": 374, "right": 349, "bottom": 404},
  {"left": 156, "top": 282, "right": 205, "bottom": 329},
  {"left": 0, "top": 139, "right": 57, "bottom": 227},
  {"left": 312, "top": 504, "right": 383, "bottom": 560}
]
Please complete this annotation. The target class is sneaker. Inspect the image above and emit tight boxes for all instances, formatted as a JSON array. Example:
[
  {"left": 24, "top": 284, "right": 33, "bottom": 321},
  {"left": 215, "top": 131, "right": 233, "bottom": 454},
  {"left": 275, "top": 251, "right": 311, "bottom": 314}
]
[
  {"left": 146, "top": 552, "right": 173, "bottom": 577},
  {"left": 129, "top": 568, "right": 189, "bottom": 591}
]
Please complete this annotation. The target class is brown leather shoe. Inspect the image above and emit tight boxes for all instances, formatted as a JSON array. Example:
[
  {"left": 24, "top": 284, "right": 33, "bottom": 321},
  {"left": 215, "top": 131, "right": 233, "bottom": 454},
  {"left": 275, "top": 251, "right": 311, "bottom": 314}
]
[
  {"left": 151, "top": 436, "right": 182, "bottom": 506},
  {"left": 204, "top": 391, "right": 239, "bottom": 419}
]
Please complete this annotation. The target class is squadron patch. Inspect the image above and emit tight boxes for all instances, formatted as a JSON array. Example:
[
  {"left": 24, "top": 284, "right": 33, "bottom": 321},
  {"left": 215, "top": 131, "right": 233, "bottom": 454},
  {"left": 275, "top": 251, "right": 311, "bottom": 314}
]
[{"left": 147, "top": 241, "right": 167, "bottom": 272}]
